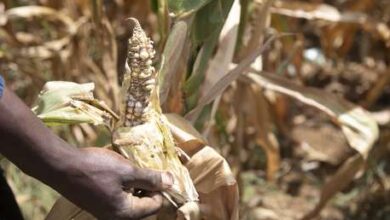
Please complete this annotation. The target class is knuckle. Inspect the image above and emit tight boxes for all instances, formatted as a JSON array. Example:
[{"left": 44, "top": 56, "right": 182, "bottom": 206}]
[{"left": 149, "top": 172, "right": 161, "bottom": 187}]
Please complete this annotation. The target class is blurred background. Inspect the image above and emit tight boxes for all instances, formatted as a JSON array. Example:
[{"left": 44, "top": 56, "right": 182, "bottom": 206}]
[{"left": 0, "top": 0, "right": 389, "bottom": 219}]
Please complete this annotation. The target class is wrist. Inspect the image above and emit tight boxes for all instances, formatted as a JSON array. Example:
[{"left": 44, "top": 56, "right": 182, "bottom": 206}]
[{"left": 30, "top": 139, "right": 82, "bottom": 192}]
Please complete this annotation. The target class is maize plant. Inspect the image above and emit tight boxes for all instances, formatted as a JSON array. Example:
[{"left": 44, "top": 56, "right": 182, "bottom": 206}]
[{"left": 33, "top": 17, "right": 198, "bottom": 211}]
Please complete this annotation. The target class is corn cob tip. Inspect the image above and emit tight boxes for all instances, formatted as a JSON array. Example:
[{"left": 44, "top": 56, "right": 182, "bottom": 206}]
[{"left": 122, "top": 18, "right": 157, "bottom": 128}]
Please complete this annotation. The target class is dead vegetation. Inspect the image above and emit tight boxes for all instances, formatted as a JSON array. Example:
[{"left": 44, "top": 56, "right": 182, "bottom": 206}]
[{"left": 0, "top": 0, "right": 389, "bottom": 219}]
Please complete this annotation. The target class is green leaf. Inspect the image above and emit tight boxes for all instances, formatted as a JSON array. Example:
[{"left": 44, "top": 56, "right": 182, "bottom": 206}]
[
  {"left": 191, "top": 0, "right": 233, "bottom": 45},
  {"left": 168, "top": 0, "right": 213, "bottom": 17},
  {"left": 184, "top": 0, "right": 234, "bottom": 108}
]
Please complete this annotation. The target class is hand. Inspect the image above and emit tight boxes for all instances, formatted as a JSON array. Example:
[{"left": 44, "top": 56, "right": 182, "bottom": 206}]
[{"left": 55, "top": 147, "right": 173, "bottom": 220}]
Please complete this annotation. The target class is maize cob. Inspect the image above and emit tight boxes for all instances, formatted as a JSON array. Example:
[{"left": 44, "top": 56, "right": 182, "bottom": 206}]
[{"left": 113, "top": 18, "right": 198, "bottom": 205}]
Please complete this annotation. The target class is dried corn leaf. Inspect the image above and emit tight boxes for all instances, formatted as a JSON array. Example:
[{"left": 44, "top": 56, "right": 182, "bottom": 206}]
[
  {"left": 0, "top": 6, "right": 77, "bottom": 58},
  {"left": 272, "top": 1, "right": 362, "bottom": 22},
  {"left": 201, "top": 0, "right": 240, "bottom": 97},
  {"left": 186, "top": 146, "right": 239, "bottom": 220},
  {"left": 302, "top": 154, "right": 364, "bottom": 220},
  {"left": 1, "top": 6, "right": 75, "bottom": 30},
  {"left": 247, "top": 72, "right": 379, "bottom": 219},
  {"left": 177, "top": 202, "right": 202, "bottom": 220},
  {"left": 45, "top": 197, "right": 93, "bottom": 220},
  {"left": 185, "top": 35, "right": 277, "bottom": 120},
  {"left": 159, "top": 21, "right": 188, "bottom": 104},
  {"left": 248, "top": 72, "right": 378, "bottom": 159},
  {"left": 165, "top": 113, "right": 206, "bottom": 156},
  {"left": 249, "top": 85, "right": 280, "bottom": 181},
  {"left": 239, "top": 0, "right": 273, "bottom": 59},
  {"left": 33, "top": 81, "right": 117, "bottom": 126},
  {"left": 167, "top": 114, "right": 239, "bottom": 220},
  {"left": 271, "top": 0, "right": 390, "bottom": 46}
]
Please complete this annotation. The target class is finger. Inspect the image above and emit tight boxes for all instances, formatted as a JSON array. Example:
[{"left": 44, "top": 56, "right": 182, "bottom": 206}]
[
  {"left": 123, "top": 167, "right": 174, "bottom": 191},
  {"left": 123, "top": 192, "right": 163, "bottom": 219}
]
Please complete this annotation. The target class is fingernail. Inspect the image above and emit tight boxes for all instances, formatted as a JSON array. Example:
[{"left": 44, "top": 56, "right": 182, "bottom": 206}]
[{"left": 161, "top": 172, "right": 174, "bottom": 188}]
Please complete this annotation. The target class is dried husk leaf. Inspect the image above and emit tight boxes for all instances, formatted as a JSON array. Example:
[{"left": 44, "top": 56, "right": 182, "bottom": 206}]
[
  {"left": 33, "top": 81, "right": 116, "bottom": 126},
  {"left": 166, "top": 114, "right": 239, "bottom": 220},
  {"left": 45, "top": 197, "right": 93, "bottom": 220},
  {"left": 177, "top": 202, "right": 202, "bottom": 220},
  {"left": 165, "top": 113, "right": 206, "bottom": 156},
  {"left": 186, "top": 146, "right": 239, "bottom": 220},
  {"left": 113, "top": 115, "right": 199, "bottom": 204}
]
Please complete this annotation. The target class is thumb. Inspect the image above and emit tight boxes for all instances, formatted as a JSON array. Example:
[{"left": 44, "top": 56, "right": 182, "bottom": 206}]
[{"left": 123, "top": 167, "right": 174, "bottom": 191}]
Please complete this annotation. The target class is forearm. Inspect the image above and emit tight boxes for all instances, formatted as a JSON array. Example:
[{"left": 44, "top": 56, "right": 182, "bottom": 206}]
[{"left": 0, "top": 87, "right": 77, "bottom": 186}]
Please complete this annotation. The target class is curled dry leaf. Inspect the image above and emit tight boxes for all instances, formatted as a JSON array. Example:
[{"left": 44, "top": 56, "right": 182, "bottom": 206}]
[
  {"left": 165, "top": 113, "right": 206, "bottom": 156},
  {"left": 247, "top": 71, "right": 379, "bottom": 219},
  {"left": 177, "top": 202, "right": 202, "bottom": 220},
  {"left": 166, "top": 113, "right": 239, "bottom": 220},
  {"left": 186, "top": 146, "right": 239, "bottom": 220}
]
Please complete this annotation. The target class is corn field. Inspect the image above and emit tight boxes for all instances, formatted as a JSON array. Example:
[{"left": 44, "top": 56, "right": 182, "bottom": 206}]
[{"left": 0, "top": 0, "right": 389, "bottom": 219}]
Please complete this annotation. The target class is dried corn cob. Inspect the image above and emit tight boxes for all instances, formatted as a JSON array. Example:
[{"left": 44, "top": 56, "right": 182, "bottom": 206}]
[{"left": 113, "top": 18, "right": 198, "bottom": 205}]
